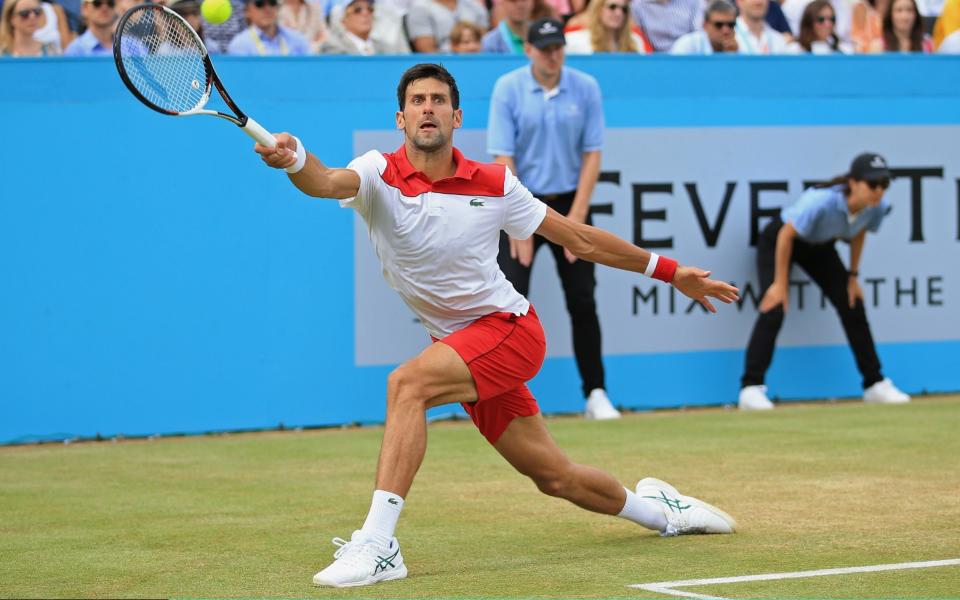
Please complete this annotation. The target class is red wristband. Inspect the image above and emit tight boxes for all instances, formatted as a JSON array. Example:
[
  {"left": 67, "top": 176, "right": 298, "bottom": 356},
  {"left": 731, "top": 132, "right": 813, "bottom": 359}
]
[{"left": 652, "top": 256, "right": 678, "bottom": 283}]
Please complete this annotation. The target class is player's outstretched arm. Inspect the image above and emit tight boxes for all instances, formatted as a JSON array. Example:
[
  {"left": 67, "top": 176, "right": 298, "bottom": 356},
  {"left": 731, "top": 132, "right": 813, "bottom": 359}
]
[
  {"left": 535, "top": 207, "right": 739, "bottom": 313},
  {"left": 253, "top": 133, "right": 360, "bottom": 200}
]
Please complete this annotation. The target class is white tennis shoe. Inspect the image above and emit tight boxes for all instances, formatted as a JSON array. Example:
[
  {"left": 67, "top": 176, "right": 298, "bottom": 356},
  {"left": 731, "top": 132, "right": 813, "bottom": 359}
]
[
  {"left": 312, "top": 531, "right": 407, "bottom": 588},
  {"left": 739, "top": 385, "right": 774, "bottom": 411},
  {"left": 863, "top": 378, "right": 911, "bottom": 404},
  {"left": 585, "top": 388, "right": 621, "bottom": 420},
  {"left": 636, "top": 477, "right": 736, "bottom": 536}
]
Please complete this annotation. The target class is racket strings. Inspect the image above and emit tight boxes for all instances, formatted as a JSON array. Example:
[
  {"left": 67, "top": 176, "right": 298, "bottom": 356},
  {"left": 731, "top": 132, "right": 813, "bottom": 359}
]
[{"left": 118, "top": 6, "right": 209, "bottom": 114}]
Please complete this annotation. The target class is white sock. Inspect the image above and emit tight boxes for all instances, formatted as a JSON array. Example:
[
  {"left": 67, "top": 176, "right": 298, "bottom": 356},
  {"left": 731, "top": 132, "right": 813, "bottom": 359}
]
[
  {"left": 617, "top": 487, "right": 668, "bottom": 531},
  {"left": 359, "top": 490, "right": 404, "bottom": 547}
]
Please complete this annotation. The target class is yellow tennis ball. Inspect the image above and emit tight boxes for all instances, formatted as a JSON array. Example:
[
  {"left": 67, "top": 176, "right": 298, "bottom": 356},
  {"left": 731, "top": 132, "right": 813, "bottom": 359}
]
[{"left": 200, "top": 0, "right": 232, "bottom": 25}]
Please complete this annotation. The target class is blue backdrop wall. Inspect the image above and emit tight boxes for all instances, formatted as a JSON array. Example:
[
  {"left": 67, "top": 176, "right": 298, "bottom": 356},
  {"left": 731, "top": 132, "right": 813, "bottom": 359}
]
[{"left": 1, "top": 55, "right": 958, "bottom": 443}]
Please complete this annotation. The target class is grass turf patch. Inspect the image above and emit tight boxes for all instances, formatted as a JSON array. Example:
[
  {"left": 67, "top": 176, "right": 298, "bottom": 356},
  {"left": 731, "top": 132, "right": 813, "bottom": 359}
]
[{"left": 1, "top": 396, "right": 958, "bottom": 598}]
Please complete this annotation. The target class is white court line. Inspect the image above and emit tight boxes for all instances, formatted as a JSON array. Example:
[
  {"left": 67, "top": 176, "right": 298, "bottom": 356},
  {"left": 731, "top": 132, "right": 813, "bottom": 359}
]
[{"left": 629, "top": 558, "right": 960, "bottom": 599}]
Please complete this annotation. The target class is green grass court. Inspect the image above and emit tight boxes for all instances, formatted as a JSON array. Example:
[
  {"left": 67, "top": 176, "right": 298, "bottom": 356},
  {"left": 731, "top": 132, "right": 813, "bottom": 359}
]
[{"left": 2, "top": 396, "right": 959, "bottom": 599}]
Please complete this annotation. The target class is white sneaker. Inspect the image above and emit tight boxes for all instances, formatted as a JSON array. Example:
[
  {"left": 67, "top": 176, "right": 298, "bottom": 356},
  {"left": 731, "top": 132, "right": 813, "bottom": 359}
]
[
  {"left": 738, "top": 385, "right": 774, "bottom": 411},
  {"left": 863, "top": 378, "right": 911, "bottom": 404},
  {"left": 312, "top": 531, "right": 407, "bottom": 588},
  {"left": 584, "top": 388, "right": 621, "bottom": 420},
  {"left": 635, "top": 477, "right": 736, "bottom": 536}
]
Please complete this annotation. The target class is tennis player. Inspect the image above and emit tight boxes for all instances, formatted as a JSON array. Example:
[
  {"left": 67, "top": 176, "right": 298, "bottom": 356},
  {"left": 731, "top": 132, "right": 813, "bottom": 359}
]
[{"left": 254, "top": 63, "right": 740, "bottom": 588}]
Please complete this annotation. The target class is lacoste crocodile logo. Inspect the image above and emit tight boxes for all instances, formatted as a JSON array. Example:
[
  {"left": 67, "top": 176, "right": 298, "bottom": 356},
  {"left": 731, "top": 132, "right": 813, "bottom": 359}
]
[{"left": 469, "top": 199, "right": 484, "bottom": 207}]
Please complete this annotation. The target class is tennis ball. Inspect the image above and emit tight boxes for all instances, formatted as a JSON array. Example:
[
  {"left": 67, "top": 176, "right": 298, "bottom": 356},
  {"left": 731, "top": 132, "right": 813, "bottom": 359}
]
[{"left": 200, "top": 0, "right": 232, "bottom": 25}]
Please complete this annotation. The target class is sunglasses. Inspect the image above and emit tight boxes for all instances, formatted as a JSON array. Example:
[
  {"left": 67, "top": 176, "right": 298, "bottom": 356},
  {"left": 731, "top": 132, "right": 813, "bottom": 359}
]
[
  {"left": 865, "top": 178, "right": 890, "bottom": 190},
  {"left": 84, "top": 0, "right": 115, "bottom": 7},
  {"left": 816, "top": 14, "right": 836, "bottom": 23},
  {"left": 16, "top": 6, "right": 43, "bottom": 17},
  {"left": 709, "top": 19, "right": 736, "bottom": 29},
  {"left": 604, "top": 3, "right": 629, "bottom": 12},
  {"left": 252, "top": 0, "right": 280, "bottom": 8},
  {"left": 348, "top": 3, "right": 373, "bottom": 13}
]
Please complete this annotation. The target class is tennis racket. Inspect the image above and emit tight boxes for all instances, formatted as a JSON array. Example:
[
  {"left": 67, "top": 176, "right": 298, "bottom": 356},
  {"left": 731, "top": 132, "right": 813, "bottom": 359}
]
[{"left": 113, "top": 3, "right": 276, "bottom": 148}]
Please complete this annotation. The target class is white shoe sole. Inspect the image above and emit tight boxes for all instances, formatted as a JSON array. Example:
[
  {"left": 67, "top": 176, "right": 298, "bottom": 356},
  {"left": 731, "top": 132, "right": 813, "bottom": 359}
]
[
  {"left": 584, "top": 411, "right": 621, "bottom": 420},
  {"left": 312, "top": 564, "right": 408, "bottom": 588},
  {"left": 738, "top": 401, "right": 774, "bottom": 411},
  {"left": 864, "top": 397, "right": 911, "bottom": 404},
  {"left": 636, "top": 477, "right": 737, "bottom": 534}
]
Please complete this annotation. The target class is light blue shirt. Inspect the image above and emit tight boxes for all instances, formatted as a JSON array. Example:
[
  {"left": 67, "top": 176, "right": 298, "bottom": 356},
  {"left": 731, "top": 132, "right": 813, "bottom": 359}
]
[
  {"left": 781, "top": 185, "right": 889, "bottom": 244},
  {"left": 63, "top": 30, "right": 112, "bottom": 57},
  {"left": 670, "top": 30, "right": 714, "bottom": 54},
  {"left": 226, "top": 25, "right": 310, "bottom": 56},
  {"left": 487, "top": 65, "right": 604, "bottom": 195}
]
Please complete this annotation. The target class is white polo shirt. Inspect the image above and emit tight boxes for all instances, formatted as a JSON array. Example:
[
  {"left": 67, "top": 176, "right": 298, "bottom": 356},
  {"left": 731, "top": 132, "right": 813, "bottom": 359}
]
[{"left": 341, "top": 145, "right": 548, "bottom": 339}]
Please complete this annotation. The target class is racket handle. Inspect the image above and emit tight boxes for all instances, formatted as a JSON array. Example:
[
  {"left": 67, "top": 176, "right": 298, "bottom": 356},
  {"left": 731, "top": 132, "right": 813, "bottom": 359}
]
[{"left": 241, "top": 116, "right": 277, "bottom": 148}]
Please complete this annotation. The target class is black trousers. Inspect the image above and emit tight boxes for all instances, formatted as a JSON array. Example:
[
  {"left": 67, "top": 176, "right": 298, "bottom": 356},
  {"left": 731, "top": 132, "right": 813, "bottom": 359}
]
[
  {"left": 498, "top": 191, "right": 604, "bottom": 398},
  {"left": 741, "top": 218, "right": 884, "bottom": 390}
]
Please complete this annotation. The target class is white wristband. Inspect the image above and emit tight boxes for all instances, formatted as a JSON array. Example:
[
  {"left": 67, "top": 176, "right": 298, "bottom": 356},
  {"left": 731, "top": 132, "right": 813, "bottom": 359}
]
[
  {"left": 284, "top": 136, "right": 307, "bottom": 174},
  {"left": 643, "top": 253, "right": 660, "bottom": 278}
]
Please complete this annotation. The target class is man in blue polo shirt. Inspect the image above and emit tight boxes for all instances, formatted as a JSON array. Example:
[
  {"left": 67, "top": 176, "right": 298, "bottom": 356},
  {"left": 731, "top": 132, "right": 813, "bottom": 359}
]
[
  {"left": 63, "top": 0, "right": 116, "bottom": 56},
  {"left": 226, "top": 0, "right": 310, "bottom": 55},
  {"left": 739, "top": 152, "right": 911, "bottom": 410},
  {"left": 487, "top": 18, "right": 619, "bottom": 420}
]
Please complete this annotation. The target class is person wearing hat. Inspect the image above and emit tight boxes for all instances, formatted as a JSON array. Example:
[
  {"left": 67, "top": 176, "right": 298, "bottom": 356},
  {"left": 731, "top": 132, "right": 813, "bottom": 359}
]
[
  {"left": 488, "top": 18, "right": 620, "bottom": 420},
  {"left": 738, "top": 152, "right": 911, "bottom": 410},
  {"left": 320, "top": 0, "right": 387, "bottom": 54}
]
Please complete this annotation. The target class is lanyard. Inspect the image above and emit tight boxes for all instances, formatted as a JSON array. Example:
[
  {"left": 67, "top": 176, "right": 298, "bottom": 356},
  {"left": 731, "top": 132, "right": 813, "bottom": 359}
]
[{"left": 249, "top": 26, "right": 289, "bottom": 56}]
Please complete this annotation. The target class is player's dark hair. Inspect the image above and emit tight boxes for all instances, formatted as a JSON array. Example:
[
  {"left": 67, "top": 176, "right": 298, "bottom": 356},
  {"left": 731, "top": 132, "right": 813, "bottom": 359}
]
[{"left": 397, "top": 63, "right": 460, "bottom": 111}]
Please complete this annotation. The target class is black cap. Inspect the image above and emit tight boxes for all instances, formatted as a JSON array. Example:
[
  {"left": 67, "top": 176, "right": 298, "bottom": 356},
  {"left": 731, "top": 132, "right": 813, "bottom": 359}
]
[
  {"left": 849, "top": 152, "right": 891, "bottom": 182},
  {"left": 527, "top": 18, "right": 565, "bottom": 48}
]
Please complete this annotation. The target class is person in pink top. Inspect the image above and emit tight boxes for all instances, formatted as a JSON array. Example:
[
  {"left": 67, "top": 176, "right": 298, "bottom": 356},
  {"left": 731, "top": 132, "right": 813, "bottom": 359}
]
[{"left": 254, "top": 63, "right": 740, "bottom": 589}]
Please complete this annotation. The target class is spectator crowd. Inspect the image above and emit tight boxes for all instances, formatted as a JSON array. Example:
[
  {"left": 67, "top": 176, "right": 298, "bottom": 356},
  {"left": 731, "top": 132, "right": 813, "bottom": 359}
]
[{"left": 1, "top": 0, "right": 958, "bottom": 56}]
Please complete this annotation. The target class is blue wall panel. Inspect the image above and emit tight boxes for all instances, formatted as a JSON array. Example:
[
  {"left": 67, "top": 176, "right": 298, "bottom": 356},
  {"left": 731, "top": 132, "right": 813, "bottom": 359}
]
[{"left": 1, "top": 55, "right": 958, "bottom": 443}]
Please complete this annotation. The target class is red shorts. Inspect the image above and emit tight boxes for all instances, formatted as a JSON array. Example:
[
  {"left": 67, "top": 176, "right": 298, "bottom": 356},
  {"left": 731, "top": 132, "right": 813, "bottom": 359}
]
[{"left": 435, "top": 306, "right": 546, "bottom": 445}]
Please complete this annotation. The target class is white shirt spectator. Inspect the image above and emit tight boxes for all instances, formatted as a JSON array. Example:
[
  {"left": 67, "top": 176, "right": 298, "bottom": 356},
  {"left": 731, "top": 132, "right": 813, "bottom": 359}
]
[
  {"left": 809, "top": 39, "right": 853, "bottom": 53},
  {"left": 670, "top": 29, "right": 715, "bottom": 53},
  {"left": 405, "top": 0, "right": 489, "bottom": 52},
  {"left": 564, "top": 27, "right": 650, "bottom": 53},
  {"left": 735, "top": 16, "right": 798, "bottom": 53},
  {"left": 33, "top": 2, "right": 63, "bottom": 52},
  {"left": 328, "top": 0, "right": 412, "bottom": 52}
]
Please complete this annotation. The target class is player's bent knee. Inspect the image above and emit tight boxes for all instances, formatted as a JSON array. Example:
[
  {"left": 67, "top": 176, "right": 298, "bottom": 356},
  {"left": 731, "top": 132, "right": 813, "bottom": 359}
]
[{"left": 386, "top": 364, "right": 429, "bottom": 410}]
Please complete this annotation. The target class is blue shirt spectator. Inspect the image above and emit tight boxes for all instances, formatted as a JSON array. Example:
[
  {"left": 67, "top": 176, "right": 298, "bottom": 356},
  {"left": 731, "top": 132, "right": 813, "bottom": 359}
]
[
  {"left": 63, "top": 0, "right": 115, "bottom": 56},
  {"left": 480, "top": 0, "right": 531, "bottom": 53},
  {"left": 482, "top": 20, "right": 525, "bottom": 52},
  {"left": 782, "top": 185, "right": 889, "bottom": 243},
  {"left": 487, "top": 65, "right": 604, "bottom": 194},
  {"left": 226, "top": 0, "right": 311, "bottom": 55},
  {"left": 227, "top": 24, "right": 310, "bottom": 54}
]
